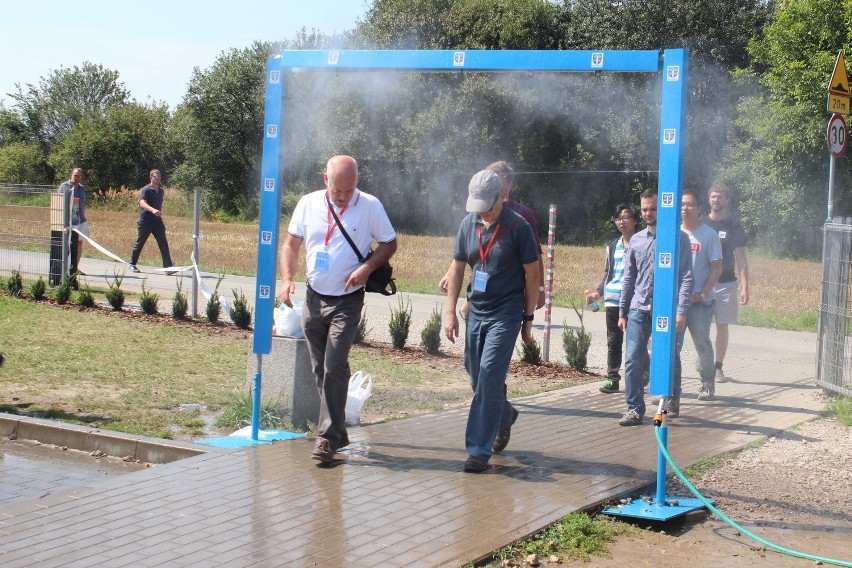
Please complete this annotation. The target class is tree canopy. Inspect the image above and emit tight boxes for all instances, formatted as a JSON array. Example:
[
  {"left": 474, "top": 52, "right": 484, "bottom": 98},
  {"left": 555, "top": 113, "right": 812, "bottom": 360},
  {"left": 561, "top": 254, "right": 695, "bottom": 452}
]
[{"left": 2, "top": 1, "right": 850, "bottom": 257}]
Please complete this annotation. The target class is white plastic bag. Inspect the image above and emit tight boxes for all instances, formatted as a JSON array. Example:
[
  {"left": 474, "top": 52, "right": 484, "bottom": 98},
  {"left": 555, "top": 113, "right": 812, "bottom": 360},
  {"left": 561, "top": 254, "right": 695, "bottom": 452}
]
[
  {"left": 273, "top": 302, "right": 304, "bottom": 337},
  {"left": 344, "top": 371, "right": 372, "bottom": 426}
]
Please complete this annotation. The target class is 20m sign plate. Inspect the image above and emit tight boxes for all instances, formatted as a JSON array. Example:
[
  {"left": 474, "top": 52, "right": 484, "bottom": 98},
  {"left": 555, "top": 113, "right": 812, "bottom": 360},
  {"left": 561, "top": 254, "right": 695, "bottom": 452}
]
[{"left": 828, "top": 113, "right": 847, "bottom": 158}]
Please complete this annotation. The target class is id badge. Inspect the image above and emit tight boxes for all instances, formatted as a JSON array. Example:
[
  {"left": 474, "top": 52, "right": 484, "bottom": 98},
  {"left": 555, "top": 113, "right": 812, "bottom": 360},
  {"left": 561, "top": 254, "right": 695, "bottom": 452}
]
[
  {"left": 473, "top": 269, "right": 488, "bottom": 292},
  {"left": 314, "top": 251, "right": 330, "bottom": 272}
]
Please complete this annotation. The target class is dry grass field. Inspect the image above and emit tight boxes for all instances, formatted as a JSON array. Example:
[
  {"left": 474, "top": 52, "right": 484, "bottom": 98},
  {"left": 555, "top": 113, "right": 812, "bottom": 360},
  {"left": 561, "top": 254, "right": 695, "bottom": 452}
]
[
  {"left": 91, "top": 211, "right": 821, "bottom": 325},
  {"left": 1, "top": 190, "right": 821, "bottom": 326}
]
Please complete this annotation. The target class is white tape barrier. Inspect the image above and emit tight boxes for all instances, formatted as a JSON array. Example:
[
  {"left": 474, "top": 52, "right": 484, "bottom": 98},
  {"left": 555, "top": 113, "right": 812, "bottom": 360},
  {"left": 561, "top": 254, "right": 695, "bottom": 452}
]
[
  {"left": 71, "top": 227, "right": 230, "bottom": 319},
  {"left": 72, "top": 228, "right": 129, "bottom": 265},
  {"left": 190, "top": 247, "right": 231, "bottom": 319}
]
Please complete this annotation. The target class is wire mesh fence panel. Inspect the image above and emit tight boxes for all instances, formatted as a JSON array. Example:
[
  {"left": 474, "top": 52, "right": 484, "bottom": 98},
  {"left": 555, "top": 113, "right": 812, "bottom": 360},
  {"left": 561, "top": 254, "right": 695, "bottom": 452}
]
[
  {"left": 817, "top": 222, "right": 852, "bottom": 396},
  {"left": 0, "top": 184, "right": 55, "bottom": 281}
]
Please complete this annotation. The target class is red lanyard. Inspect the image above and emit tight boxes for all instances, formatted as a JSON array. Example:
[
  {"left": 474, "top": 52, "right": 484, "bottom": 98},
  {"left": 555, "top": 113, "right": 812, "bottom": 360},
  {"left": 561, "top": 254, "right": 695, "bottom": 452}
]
[
  {"left": 325, "top": 205, "right": 347, "bottom": 246},
  {"left": 477, "top": 223, "right": 500, "bottom": 266}
]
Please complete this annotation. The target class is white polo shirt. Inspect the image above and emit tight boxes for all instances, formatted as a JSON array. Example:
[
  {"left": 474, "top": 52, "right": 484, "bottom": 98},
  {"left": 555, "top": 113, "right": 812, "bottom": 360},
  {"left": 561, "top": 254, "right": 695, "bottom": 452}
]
[{"left": 288, "top": 188, "right": 396, "bottom": 296}]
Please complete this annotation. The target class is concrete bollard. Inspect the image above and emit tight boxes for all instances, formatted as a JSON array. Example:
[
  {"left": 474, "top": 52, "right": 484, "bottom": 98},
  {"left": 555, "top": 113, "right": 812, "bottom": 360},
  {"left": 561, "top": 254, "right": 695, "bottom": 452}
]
[{"left": 246, "top": 336, "right": 318, "bottom": 431}]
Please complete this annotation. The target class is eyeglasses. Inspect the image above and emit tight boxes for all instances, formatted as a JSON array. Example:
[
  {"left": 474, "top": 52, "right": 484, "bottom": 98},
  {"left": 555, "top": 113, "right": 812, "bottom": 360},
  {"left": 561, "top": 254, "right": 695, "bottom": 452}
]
[{"left": 614, "top": 216, "right": 634, "bottom": 222}]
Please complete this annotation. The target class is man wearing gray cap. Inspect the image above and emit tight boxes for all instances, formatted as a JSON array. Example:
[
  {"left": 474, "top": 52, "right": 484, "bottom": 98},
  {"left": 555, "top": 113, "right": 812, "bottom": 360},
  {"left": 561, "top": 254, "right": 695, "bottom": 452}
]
[{"left": 443, "top": 170, "right": 540, "bottom": 473}]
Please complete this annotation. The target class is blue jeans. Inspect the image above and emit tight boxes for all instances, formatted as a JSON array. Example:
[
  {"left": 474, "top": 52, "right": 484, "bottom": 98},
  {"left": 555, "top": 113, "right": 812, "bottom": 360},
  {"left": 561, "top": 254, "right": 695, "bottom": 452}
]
[
  {"left": 463, "top": 315, "right": 522, "bottom": 461},
  {"left": 625, "top": 309, "right": 685, "bottom": 415},
  {"left": 682, "top": 301, "right": 715, "bottom": 390},
  {"left": 623, "top": 309, "right": 651, "bottom": 417}
]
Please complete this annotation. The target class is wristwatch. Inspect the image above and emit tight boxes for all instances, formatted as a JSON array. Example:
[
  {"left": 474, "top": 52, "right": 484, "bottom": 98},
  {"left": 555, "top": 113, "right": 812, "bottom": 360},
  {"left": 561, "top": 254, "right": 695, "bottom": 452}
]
[
  {"left": 522, "top": 313, "right": 534, "bottom": 322},
  {"left": 538, "top": 286, "right": 545, "bottom": 292}
]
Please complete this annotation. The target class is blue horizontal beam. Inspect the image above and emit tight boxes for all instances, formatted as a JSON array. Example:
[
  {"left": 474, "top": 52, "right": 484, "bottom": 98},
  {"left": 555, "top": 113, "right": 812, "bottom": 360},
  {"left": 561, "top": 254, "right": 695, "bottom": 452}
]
[{"left": 278, "top": 50, "right": 661, "bottom": 73}]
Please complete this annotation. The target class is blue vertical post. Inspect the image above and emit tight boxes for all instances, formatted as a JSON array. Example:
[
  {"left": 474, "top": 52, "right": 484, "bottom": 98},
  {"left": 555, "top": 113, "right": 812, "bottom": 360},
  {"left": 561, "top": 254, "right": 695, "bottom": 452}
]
[
  {"left": 251, "top": 56, "right": 285, "bottom": 440},
  {"left": 651, "top": 48, "right": 689, "bottom": 505}
]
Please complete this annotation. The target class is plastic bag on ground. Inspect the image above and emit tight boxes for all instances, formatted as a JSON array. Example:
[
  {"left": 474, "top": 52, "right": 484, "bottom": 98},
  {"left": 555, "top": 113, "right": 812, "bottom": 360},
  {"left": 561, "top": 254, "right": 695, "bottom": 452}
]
[{"left": 345, "top": 371, "right": 372, "bottom": 426}]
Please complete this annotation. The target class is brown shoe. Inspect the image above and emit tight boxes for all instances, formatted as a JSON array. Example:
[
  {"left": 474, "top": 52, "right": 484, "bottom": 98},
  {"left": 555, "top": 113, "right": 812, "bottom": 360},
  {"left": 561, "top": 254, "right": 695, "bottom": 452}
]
[
  {"left": 463, "top": 456, "right": 489, "bottom": 473},
  {"left": 311, "top": 438, "right": 334, "bottom": 463},
  {"left": 492, "top": 407, "right": 520, "bottom": 453}
]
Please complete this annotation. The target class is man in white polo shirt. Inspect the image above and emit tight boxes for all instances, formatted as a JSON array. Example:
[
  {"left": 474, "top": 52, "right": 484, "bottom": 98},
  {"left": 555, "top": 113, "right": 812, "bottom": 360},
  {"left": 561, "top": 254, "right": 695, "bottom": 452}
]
[{"left": 279, "top": 155, "right": 397, "bottom": 464}]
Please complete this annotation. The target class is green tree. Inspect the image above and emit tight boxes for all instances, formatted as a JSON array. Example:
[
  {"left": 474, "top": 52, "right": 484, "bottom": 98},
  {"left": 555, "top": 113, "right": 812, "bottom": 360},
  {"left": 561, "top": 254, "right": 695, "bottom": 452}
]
[
  {"left": 48, "top": 102, "right": 171, "bottom": 193},
  {"left": 355, "top": 0, "right": 560, "bottom": 50},
  {"left": 0, "top": 142, "right": 51, "bottom": 184},
  {"left": 446, "top": 0, "right": 560, "bottom": 49},
  {"left": 724, "top": 0, "right": 852, "bottom": 257},
  {"left": 9, "top": 62, "right": 129, "bottom": 154},
  {"left": 354, "top": 0, "right": 454, "bottom": 49},
  {"left": 170, "top": 42, "right": 271, "bottom": 217},
  {"left": 345, "top": 0, "right": 771, "bottom": 243},
  {"left": 0, "top": 106, "right": 28, "bottom": 146},
  {"left": 559, "top": 0, "right": 772, "bottom": 191}
]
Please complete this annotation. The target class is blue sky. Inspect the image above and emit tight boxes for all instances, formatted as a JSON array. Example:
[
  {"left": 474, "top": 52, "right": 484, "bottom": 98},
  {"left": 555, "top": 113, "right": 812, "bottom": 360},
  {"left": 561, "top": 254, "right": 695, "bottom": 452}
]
[{"left": 1, "top": 0, "right": 370, "bottom": 110}]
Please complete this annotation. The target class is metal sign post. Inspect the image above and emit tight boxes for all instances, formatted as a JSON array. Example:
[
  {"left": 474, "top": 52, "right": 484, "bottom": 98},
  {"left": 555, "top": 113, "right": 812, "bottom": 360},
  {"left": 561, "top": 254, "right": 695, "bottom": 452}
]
[
  {"left": 826, "top": 61, "right": 849, "bottom": 220},
  {"left": 541, "top": 204, "right": 556, "bottom": 362}
]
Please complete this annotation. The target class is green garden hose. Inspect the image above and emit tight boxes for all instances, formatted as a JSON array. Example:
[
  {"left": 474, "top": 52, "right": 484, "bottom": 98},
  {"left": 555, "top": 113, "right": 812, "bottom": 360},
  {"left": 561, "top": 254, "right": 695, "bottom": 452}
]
[{"left": 654, "top": 426, "right": 852, "bottom": 568}]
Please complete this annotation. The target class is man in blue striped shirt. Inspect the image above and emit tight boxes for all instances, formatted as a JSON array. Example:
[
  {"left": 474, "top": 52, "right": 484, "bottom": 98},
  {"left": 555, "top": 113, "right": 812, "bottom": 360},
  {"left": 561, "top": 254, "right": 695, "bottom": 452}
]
[{"left": 585, "top": 204, "right": 640, "bottom": 393}]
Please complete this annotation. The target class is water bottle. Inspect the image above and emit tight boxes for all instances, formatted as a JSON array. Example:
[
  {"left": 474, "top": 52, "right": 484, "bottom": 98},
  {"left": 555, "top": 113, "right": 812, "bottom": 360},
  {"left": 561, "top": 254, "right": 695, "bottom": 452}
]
[{"left": 591, "top": 300, "right": 600, "bottom": 312}]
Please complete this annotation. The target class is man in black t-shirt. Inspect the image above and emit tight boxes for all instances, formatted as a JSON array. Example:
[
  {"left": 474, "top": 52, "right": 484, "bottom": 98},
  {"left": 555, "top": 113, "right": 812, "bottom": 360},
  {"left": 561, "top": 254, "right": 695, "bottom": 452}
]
[{"left": 705, "top": 182, "right": 749, "bottom": 383}]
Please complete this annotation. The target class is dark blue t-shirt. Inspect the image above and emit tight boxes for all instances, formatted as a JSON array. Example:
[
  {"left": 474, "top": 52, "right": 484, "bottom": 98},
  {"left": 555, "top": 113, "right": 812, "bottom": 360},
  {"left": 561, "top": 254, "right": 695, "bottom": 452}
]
[
  {"left": 138, "top": 184, "right": 165, "bottom": 224},
  {"left": 453, "top": 206, "right": 539, "bottom": 321}
]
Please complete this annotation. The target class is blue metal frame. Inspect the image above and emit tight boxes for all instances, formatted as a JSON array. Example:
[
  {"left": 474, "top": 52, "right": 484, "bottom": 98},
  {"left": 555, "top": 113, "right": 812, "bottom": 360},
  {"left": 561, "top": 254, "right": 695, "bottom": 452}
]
[
  {"left": 252, "top": 50, "right": 695, "bottom": 520},
  {"left": 253, "top": 49, "right": 685, "bottom": 357}
]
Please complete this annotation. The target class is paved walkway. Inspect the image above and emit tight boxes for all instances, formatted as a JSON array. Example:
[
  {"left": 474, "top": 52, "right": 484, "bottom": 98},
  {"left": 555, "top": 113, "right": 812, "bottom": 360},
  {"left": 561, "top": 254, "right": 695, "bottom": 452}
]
[{"left": 0, "top": 311, "right": 827, "bottom": 566}]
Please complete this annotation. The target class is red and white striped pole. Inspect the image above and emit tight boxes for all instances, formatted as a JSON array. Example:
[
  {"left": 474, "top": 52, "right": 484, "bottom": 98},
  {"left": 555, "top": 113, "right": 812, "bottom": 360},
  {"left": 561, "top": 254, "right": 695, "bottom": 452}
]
[{"left": 542, "top": 204, "right": 556, "bottom": 362}]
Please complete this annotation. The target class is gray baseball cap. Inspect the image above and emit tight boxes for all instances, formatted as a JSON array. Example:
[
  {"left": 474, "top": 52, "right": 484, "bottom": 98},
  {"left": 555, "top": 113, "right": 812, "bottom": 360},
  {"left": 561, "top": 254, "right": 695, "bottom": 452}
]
[{"left": 466, "top": 170, "right": 503, "bottom": 213}]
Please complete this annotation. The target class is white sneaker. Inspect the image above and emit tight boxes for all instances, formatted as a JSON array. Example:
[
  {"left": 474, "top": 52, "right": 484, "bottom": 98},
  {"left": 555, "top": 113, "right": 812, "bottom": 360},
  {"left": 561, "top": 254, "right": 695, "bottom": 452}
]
[
  {"left": 697, "top": 386, "right": 715, "bottom": 401},
  {"left": 715, "top": 368, "right": 726, "bottom": 383}
]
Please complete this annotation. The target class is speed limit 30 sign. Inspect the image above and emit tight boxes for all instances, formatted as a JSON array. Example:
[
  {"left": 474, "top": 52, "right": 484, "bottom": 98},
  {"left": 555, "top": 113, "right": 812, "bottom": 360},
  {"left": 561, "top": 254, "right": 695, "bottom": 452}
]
[{"left": 828, "top": 113, "right": 847, "bottom": 158}]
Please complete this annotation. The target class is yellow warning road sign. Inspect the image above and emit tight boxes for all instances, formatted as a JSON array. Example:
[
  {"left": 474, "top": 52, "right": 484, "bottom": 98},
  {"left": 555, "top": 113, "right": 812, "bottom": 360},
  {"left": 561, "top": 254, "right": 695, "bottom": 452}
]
[
  {"left": 828, "top": 50, "right": 850, "bottom": 114},
  {"left": 830, "top": 93, "right": 850, "bottom": 114},
  {"left": 828, "top": 50, "right": 849, "bottom": 96}
]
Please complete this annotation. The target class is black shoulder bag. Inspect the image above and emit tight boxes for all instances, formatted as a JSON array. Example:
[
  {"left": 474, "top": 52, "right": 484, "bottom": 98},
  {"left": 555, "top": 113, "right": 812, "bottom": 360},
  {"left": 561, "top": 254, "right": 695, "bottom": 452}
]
[{"left": 327, "top": 196, "right": 397, "bottom": 296}]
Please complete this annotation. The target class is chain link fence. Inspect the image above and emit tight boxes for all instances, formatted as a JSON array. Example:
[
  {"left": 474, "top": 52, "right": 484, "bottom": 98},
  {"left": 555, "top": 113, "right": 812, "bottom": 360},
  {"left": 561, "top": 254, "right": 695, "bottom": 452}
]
[{"left": 817, "top": 221, "right": 852, "bottom": 396}]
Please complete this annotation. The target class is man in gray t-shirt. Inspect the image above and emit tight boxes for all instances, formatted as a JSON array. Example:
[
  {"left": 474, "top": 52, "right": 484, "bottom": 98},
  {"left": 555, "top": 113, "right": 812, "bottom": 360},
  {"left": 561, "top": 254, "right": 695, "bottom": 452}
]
[{"left": 679, "top": 188, "right": 722, "bottom": 403}]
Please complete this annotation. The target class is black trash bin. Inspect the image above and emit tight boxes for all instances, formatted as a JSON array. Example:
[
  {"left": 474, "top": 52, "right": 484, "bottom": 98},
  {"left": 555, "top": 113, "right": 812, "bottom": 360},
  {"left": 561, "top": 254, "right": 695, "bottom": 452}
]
[
  {"left": 48, "top": 229, "right": 63, "bottom": 286},
  {"left": 48, "top": 230, "right": 78, "bottom": 286}
]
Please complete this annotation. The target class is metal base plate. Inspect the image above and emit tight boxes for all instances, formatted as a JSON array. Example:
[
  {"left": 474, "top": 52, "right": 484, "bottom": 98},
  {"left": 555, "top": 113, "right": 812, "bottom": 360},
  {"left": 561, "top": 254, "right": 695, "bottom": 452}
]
[
  {"left": 194, "top": 429, "right": 305, "bottom": 449},
  {"left": 602, "top": 496, "right": 708, "bottom": 521}
]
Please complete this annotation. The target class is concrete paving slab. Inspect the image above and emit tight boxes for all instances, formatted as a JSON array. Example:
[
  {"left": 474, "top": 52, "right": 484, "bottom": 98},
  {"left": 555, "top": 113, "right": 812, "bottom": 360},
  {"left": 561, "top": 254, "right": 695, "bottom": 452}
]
[{"left": 0, "top": 319, "right": 826, "bottom": 567}]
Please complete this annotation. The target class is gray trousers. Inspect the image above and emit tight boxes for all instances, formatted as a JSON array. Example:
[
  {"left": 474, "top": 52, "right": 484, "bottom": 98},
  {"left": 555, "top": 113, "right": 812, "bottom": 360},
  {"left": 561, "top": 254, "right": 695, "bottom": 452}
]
[{"left": 301, "top": 286, "right": 364, "bottom": 449}]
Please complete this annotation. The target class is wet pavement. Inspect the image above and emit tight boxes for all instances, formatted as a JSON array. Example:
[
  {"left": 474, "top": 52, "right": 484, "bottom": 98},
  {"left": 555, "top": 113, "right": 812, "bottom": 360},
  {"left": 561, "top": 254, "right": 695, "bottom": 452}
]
[
  {"left": 0, "top": 320, "right": 833, "bottom": 567},
  {"left": 0, "top": 259, "right": 844, "bottom": 566},
  {"left": 0, "top": 438, "right": 148, "bottom": 505}
]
